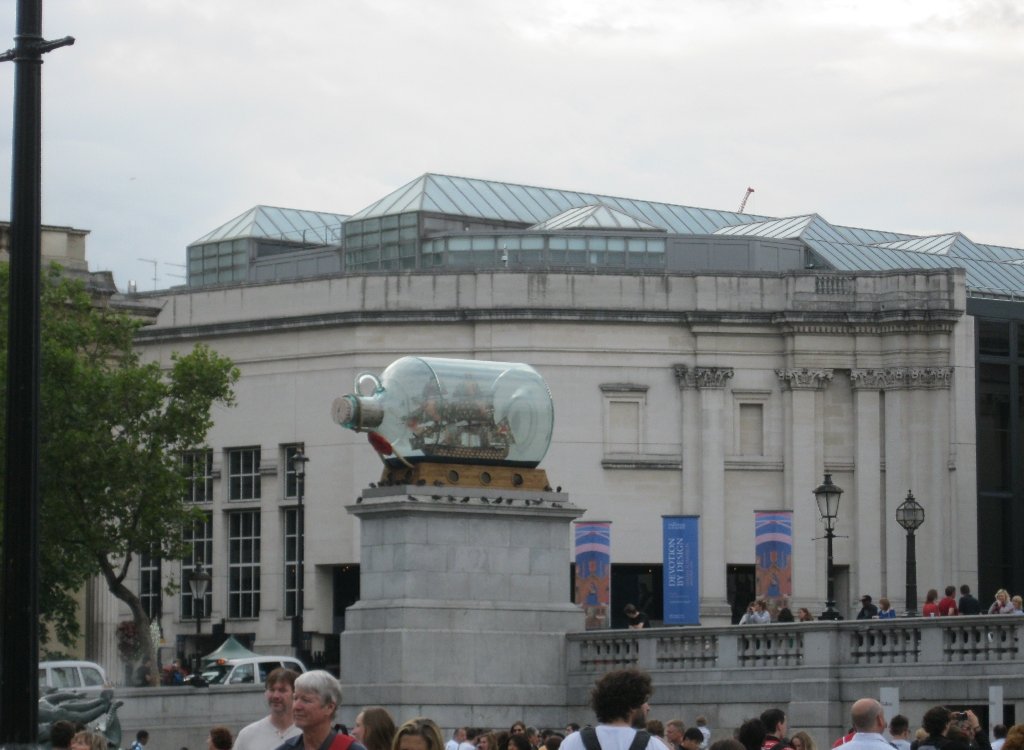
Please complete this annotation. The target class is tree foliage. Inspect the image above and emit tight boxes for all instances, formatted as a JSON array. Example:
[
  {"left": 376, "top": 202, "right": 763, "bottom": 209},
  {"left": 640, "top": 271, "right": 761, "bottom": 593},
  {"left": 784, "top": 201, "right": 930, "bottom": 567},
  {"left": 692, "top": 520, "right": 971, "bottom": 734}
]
[{"left": 0, "top": 264, "right": 238, "bottom": 652}]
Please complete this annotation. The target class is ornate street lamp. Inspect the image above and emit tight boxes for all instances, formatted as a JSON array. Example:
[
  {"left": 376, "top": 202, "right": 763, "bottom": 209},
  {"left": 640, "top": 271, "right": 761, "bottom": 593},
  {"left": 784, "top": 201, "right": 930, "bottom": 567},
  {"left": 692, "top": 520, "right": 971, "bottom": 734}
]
[
  {"left": 813, "top": 473, "right": 843, "bottom": 620},
  {"left": 291, "top": 448, "right": 309, "bottom": 660},
  {"left": 895, "top": 490, "right": 925, "bottom": 617},
  {"left": 188, "top": 563, "right": 211, "bottom": 673}
]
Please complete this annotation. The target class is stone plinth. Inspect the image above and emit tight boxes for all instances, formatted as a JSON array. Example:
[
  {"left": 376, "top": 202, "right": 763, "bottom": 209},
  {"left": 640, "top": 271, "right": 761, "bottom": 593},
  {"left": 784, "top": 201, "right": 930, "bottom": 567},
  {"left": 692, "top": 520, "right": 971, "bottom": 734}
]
[{"left": 341, "top": 484, "right": 584, "bottom": 727}]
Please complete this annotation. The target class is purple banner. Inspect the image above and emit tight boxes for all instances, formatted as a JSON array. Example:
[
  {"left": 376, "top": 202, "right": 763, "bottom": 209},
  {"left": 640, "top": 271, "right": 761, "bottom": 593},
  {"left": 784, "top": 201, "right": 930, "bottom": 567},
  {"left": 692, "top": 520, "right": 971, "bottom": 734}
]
[{"left": 575, "top": 521, "right": 611, "bottom": 630}]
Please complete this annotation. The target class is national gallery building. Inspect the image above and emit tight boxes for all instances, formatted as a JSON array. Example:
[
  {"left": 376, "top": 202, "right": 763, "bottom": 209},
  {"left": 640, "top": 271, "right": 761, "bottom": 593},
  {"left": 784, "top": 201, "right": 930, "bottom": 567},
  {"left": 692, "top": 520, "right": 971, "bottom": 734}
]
[{"left": 96, "top": 173, "right": 1024, "bottom": 672}]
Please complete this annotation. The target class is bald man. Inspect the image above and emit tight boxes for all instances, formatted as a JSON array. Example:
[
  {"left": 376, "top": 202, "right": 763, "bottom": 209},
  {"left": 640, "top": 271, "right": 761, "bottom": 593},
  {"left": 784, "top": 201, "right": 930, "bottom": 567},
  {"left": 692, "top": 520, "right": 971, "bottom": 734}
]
[{"left": 838, "top": 699, "right": 890, "bottom": 750}]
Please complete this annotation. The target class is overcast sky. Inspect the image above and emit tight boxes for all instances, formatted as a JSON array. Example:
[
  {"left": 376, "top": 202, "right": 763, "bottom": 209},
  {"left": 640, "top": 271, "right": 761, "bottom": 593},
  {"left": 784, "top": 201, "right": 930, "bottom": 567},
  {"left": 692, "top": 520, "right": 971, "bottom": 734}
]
[{"left": 1, "top": 0, "right": 1022, "bottom": 291}]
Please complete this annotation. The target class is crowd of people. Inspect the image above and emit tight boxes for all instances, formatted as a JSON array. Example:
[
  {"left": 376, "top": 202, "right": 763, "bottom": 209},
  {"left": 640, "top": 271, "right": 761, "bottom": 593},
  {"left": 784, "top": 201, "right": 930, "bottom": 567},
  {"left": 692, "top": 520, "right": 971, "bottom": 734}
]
[
  {"left": 96, "top": 665, "right": 1018, "bottom": 750},
  {"left": 860, "top": 585, "right": 1024, "bottom": 619},
  {"left": 730, "top": 584, "right": 1024, "bottom": 624}
]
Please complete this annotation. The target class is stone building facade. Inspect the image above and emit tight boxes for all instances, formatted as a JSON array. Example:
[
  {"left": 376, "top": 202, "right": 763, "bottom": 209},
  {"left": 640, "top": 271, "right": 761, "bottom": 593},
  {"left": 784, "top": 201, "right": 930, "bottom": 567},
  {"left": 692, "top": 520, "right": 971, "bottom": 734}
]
[{"left": 128, "top": 264, "right": 975, "bottom": 666}]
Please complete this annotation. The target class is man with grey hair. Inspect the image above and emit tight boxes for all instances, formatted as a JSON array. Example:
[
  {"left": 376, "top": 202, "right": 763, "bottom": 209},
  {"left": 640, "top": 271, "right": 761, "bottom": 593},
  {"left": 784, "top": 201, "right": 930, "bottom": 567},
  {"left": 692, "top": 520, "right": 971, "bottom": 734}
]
[
  {"left": 838, "top": 699, "right": 890, "bottom": 750},
  {"left": 276, "top": 671, "right": 367, "bottom": 750}
]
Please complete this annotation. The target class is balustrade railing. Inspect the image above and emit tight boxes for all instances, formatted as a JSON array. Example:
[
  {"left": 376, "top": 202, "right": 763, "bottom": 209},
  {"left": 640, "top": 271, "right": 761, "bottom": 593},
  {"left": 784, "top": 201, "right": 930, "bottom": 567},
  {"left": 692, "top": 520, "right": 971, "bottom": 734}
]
[{"left": 567, "top": 615, "right": 1024, "bottom": 675}]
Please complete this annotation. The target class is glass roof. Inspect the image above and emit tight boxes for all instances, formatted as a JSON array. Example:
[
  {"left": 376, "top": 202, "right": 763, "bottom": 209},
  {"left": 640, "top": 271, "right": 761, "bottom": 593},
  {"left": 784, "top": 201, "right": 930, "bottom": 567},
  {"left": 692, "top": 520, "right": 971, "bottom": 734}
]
[
  {"left": 191, "top": 206, "right": 348, "bottom": 246},
  {"left": 206, "top": 172, "right": 1024, "bottom": 297},
  {"left": 347, "top": 173, "right": 766, "bottom": 234},
  {"left": 529, "top": 204, "right": 666, "bottom": 232}
]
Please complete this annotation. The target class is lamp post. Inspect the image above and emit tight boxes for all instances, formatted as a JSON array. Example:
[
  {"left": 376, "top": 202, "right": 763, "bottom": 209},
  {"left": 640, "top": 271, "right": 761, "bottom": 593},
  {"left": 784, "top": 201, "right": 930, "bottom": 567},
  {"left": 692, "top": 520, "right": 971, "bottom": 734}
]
[
  {"left": 291, "top": 448, "right": 309, "bottom": 661},
  {"left": 895, "top": 490, "right": 925, "bottom": 617},
  {"left": 188, "top": 564, "right": 211, "bottom": 674},
  {"left": 813, "top": 473, "right": 843, "bottom": 620}
]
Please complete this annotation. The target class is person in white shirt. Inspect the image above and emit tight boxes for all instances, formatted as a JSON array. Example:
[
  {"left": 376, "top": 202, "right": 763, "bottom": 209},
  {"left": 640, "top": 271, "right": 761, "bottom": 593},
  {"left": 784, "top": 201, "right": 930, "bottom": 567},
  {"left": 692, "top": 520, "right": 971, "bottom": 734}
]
[
  {"left": 888, "top": 715, "right": 911, "bottom": 750},
  {"left": 739, "top": 601, "right": 771, "bottom": 625},
  {"left": 561, "top": 668, "right": 665, "bottom": 750},
  {"left": 234, "top": 668, "right": 302, "bottom": 750},
  {"left": 991, "top": 725, "right": 1007, "bottom": 750},
  {"left": 839, "top": 699, "right": 894, "bottom": 750},
  {"left": 446, "top": 729, "right": 467, "bottom": 750}
]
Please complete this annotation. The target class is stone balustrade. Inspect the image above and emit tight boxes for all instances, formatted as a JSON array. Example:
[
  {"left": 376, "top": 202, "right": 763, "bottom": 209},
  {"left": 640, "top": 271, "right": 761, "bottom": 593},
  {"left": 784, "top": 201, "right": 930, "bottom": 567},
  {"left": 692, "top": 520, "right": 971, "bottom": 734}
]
[{"left": 567, "top": 616, "right": 1024, "bottom": 747}]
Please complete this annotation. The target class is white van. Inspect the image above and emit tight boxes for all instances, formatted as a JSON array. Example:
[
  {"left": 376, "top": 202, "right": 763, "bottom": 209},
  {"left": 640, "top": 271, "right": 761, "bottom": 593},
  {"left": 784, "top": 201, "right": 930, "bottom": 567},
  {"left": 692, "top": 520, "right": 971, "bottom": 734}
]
[
  {"left": 200, "top": 656, "right": 306, "bottom": 686},
  {"left": 38, "top": 660, "right": 110, "bottom": 693}
]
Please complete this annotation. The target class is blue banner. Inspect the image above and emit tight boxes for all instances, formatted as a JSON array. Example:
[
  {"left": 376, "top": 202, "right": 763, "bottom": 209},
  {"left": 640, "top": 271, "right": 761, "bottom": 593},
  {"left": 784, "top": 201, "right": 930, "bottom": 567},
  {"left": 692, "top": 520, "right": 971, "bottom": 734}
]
[{"left": 663, "top": 515, "right": 700, "bottom": 625}]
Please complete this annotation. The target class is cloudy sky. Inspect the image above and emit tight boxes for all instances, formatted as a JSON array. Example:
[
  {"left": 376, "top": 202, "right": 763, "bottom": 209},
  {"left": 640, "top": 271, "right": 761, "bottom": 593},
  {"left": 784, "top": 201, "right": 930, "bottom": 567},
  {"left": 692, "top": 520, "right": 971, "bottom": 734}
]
[{"left": 1, "top": 0, "right": 1022, "bottom": 291}]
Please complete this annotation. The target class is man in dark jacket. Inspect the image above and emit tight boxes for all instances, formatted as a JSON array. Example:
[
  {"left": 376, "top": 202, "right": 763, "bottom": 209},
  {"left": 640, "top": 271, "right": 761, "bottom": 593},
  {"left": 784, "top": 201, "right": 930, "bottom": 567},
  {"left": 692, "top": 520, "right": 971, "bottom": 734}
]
[
  {"left": 856, "top": 596, "right": 879, "bottom": 620},
  {"left": 958, "top": 585, "right": 982, "bottom": 615}
]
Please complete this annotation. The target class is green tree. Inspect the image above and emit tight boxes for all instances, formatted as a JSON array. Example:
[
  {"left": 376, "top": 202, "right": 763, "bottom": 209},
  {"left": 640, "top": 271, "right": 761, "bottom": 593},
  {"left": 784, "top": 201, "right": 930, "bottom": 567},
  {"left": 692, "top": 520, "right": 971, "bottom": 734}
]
[{"left": 0, "top": 264, "right": 238, "bottom": 667}]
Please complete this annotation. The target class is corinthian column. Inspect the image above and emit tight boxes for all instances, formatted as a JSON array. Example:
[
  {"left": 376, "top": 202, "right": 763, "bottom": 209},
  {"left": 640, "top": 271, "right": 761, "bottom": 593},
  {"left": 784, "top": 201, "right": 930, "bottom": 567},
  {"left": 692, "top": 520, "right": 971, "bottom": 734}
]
[
  {"left": 776, "top": 368, "right": 833, "bottom": 611},
  {"left": 676, "top": 365, "right": 733, "bottom": 622}
]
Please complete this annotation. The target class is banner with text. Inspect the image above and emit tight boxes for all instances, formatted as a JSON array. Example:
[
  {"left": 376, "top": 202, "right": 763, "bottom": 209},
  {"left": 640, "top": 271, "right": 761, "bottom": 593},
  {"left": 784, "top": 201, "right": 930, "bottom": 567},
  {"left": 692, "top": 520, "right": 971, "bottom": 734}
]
[
  {"left": 575, "top": 521, "right": 611, "bottom": 630},
  {"left": 755, "top": 510, "right": 793, "bottom": 606},
  {"left": 663, "top": 515, "right": 700, "bottom": 625}
]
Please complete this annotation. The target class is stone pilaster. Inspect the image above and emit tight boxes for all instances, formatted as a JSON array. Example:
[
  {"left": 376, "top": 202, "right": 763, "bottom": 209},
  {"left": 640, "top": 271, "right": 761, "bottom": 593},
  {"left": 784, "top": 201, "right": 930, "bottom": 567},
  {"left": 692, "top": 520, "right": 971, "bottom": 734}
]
[
  {"left": 673, "top": 365, "right": 701, "bottom": 519},
  {"left": 675, "top": 365, "right": 733, "bottom": 622},
  {"left": 850, "top": 373, "right": 883, "bottom": 605},
  {"left": 851, "top": 366, "right": 954, "bottom": 611},
  {"left": 776, "top": 369, "right": 833, "bottom": 611}
]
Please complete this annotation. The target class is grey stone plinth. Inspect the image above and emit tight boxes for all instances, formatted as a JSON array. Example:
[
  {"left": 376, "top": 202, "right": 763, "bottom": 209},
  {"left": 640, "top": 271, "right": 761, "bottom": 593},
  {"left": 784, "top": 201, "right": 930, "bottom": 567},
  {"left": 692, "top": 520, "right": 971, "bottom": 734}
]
[{"left": 341, "top": 486, "right": 585, "bottom": 727}]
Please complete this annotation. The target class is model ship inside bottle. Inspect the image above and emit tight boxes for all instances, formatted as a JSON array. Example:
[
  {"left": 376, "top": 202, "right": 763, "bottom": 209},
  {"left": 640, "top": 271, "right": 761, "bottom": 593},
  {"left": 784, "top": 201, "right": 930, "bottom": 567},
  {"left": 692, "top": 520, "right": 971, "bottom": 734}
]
[{"left": 332, "top": 357, "right": 555, "bottom": 489}]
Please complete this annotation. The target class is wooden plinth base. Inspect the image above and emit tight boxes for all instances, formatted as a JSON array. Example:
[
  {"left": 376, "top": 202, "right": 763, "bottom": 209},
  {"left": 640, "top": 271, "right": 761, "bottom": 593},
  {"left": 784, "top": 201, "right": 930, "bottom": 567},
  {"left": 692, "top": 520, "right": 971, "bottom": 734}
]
[{"left": 380, "top": 462, "right": 550, "bottom": 491}]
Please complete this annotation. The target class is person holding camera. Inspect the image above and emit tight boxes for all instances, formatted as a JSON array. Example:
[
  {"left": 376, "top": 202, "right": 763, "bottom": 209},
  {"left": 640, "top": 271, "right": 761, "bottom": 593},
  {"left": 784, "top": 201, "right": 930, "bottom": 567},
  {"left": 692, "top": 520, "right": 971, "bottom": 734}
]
[{"left": 915, "top": 707, "right": 991, "bottom": 750}]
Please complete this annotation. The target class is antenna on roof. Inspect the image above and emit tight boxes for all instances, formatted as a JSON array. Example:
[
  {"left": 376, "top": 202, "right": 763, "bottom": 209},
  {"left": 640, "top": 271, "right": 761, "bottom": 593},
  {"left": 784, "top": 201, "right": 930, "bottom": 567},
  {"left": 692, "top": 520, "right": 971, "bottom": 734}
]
[
  {"left": 738, "top": 187, "right": 755, "bottom": 213},
  {"left": 137, "top": 258, "right": 158, "bottom": 290}
]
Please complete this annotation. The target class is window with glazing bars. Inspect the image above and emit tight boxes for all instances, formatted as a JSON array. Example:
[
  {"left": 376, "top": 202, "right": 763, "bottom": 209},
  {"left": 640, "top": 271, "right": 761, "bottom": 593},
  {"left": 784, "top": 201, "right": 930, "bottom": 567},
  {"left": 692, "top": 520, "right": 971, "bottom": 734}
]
[
  {"left": 228, "top": 511, "right": 261, "bottom": 618},
  {"left": 182, "top": 449, "right": 213, "bottom": 503},
  {"left": 140, "top": 549, "right": 161, "bottom": 620},
  {"left": 228, "top": 447, "right": 261, "bottom": 501}
]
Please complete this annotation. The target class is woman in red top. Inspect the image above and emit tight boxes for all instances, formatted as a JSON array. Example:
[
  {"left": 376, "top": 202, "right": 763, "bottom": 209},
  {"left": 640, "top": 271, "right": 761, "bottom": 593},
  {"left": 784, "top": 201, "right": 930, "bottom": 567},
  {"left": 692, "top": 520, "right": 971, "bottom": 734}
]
[{"left": 922, "top": 588, "right": 940, "bottom": 617}]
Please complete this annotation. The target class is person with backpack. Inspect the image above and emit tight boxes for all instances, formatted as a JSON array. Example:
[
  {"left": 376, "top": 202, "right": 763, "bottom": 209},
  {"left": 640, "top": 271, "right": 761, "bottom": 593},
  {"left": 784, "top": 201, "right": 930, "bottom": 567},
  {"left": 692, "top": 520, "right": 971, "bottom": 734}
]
[
  {"left": 277, "top": 671, "right": 367, "bottom": 750},
  {"left": 560, "top": 669, "right": 663, "bottom": 750}
]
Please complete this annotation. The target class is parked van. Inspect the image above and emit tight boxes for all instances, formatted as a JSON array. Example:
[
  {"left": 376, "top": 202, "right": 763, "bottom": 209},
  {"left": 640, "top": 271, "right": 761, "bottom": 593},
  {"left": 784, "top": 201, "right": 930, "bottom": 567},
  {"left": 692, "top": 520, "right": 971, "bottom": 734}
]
[
  {"left": 39, "top": 660, "right": 110, "bottom": 693},
  {"left": 200, "top": 656, "right": 306, "bottom": 686}
]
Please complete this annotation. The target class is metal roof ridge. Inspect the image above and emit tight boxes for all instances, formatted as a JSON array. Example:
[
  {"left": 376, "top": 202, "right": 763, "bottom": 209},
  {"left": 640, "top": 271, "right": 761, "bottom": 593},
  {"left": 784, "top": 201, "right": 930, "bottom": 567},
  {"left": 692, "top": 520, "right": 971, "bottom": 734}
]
[{"left": 417, "top": 172, "right": 772, "bottom": 223}]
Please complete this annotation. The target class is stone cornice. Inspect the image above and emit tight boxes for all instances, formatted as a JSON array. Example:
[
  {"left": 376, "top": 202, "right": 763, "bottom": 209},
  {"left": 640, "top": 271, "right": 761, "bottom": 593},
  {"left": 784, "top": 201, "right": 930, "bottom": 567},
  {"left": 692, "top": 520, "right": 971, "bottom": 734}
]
[
  {"left": 674, "top": 365, "right": 734, "bottom": 389},
  {"left": 136, "top": 307, "right": 964, "bottom": 344},
  {"left": 851, "top": 367, "right": 954, "bottom": 390},
  {"left": 776, "top": 368, "right": 834, "bottom": 390}
]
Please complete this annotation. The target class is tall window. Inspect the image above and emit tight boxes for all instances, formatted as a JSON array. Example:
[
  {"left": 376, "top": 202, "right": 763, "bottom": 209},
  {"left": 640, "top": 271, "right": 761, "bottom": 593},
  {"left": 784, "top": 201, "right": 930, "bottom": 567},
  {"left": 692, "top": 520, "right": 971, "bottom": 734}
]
[
  {"left": 140, "top": 550, "right": 161, "bottom": 620},
  {"left": 975, "top": 314, "right": 1024, "bottom": 599},
  {"left": 182, "top": 449, "right": 213, "bottom": 503},
  {"left": 181, "top": 513, "right": 213, "bottom": 620},
  {"left": 284, "top": 508, "right": 298, "bottom": 617},
  {"left": 228, "top": 511, "right": 261, "bottom": 618},
  {"left": 738, "top": 403, "right": 765, "bottom": 456},
  {"left": 228, "top": 447, "right": 261, "bottom": 501}
]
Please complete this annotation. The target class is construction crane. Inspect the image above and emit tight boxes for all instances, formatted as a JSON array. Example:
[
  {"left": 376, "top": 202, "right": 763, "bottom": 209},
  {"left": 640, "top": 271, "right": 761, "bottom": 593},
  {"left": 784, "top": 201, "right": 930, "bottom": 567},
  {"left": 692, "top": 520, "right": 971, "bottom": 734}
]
[{"left": 738, "top": 187, "right": 755, "bottom": 213}]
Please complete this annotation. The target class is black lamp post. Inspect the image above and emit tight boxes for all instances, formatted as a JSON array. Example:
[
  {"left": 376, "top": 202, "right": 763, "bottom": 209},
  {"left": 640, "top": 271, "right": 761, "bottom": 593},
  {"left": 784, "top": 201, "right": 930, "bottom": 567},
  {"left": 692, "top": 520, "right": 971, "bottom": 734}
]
[
  {"left": 895, "top": 490, "right": 925, "bottom": 617},
  {"left": 188, "top": 563, "right": 211, "bottom": 674},
  {"left": 813, "top": 473, "right": 843, "bottom": 620},
  {"left": 291, "top": 448, "right": 309, "bottom": 661}
]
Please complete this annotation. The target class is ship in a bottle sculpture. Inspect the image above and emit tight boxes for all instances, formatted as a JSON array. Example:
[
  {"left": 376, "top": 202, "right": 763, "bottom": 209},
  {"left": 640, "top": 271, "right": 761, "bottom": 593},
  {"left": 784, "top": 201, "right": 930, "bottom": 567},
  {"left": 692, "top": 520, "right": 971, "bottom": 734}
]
[{"left": 332, "top": 357, "right": 555, "bottom": 490}]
